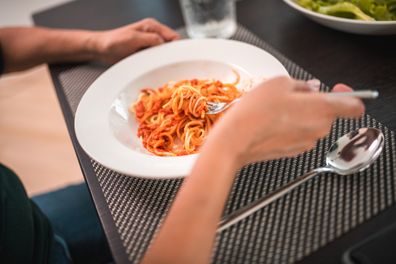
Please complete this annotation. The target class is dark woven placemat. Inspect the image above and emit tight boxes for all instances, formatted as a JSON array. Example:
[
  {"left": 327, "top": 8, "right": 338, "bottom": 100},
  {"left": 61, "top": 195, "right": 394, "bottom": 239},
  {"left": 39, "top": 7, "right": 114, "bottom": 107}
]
[{"left": 56, "top": 26, "right": 396, "bottom": 263}]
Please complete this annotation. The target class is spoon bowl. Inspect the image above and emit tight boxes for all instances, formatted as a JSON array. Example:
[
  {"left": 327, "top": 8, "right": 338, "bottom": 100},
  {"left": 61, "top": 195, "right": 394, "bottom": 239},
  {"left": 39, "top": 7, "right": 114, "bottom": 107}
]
[{"left": 326, "top": 128, "right": 384, "bottom": 175}]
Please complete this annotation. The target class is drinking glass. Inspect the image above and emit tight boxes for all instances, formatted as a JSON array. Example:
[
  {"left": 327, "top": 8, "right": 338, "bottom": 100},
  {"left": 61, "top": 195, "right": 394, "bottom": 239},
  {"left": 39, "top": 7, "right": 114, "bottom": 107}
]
[{"left": 179, "top": 0, "right": 237, "bottom": 39}]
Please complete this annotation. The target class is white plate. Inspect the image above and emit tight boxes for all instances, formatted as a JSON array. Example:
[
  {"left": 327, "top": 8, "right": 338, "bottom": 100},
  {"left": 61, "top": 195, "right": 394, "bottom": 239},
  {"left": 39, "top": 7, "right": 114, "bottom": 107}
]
[
  {"left": 75, "top": 39, "right": 289, "bottom": 179},
  {"left": 283, "top": 0, "right": 396, "bottom": 35}
]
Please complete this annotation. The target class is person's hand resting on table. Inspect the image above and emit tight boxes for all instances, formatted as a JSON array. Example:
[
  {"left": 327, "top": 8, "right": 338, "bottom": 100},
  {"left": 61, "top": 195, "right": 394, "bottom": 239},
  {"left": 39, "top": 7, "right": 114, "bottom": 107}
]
[
  {"left": 142, "top": 77, "right": 364, "bottom": 264},
  {"left": 94, "top": 18, "right": 179, "bottom": 64},
  {"left": 0, "top": 18, "right": 179, "bottom": 73}
]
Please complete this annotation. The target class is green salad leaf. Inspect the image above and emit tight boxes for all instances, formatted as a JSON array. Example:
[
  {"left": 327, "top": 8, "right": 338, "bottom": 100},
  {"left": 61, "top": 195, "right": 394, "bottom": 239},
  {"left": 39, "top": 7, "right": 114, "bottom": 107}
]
[{"left": 296, "top": 0, "right": 396, "bottom": 21}]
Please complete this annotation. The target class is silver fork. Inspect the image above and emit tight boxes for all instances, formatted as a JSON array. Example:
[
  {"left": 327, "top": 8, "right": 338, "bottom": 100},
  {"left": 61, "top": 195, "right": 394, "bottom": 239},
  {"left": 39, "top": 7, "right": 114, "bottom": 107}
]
[
  {"left": 206, "top": 98, "right": 242, "bottom": 115},
  {"left": 206, "top": 90, "right": 378, "bottom": 115}
]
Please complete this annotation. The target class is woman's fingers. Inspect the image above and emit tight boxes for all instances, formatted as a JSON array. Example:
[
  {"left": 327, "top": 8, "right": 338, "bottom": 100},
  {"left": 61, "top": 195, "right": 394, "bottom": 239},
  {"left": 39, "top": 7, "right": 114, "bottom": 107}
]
[
  {"left": 134, "top": 31, "right": 165, "bottom": 48},
  {"left": 332, "top": 83, "right": 353, "bottom": 93},
  {"left": 324, "top": 95, "right": 365, "bottom": 118},
  {"left": 290, "top": 78, "right": 321, "bottom": 93},
  {"left": 295, "top": 81, "right": 353, "bottom": 94},
  {"left": 305, "top": 82, "right": 362, "bottom": 118},
  {"left": 305, "top": 79, "right": 321, "bottom": 92},
  {"left": 134, "top": 18, "right": 180, "bottom": 41}
]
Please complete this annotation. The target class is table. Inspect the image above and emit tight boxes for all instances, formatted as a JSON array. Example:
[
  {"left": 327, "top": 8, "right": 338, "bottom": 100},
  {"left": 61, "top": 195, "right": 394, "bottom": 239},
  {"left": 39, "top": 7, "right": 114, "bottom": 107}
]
[{"left": 33, "top": 0, "right": 396, "bottom": 263}]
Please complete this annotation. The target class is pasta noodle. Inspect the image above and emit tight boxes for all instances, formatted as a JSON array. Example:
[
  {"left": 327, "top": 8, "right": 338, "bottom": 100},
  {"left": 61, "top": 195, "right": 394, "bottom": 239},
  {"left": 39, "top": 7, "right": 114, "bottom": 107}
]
[{"left": 130, "top": 76, "right": 242, "bottom": 156}]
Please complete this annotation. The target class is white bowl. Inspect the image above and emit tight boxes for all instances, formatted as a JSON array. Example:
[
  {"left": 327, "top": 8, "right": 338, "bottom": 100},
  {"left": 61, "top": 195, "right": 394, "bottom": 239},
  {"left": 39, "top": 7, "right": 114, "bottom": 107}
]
[
  {"left": 283, "top": 0, "right": 396, "bottom": 35},
  {"left": 75, "top": 39, "right": 289, "bottom": 179}
]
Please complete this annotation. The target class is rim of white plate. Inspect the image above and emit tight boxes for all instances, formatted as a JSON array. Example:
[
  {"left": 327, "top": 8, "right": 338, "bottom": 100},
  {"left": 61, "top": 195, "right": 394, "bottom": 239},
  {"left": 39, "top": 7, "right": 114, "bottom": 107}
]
[{"left": 75, "top": 38, "right": 289, "bottom": 179}]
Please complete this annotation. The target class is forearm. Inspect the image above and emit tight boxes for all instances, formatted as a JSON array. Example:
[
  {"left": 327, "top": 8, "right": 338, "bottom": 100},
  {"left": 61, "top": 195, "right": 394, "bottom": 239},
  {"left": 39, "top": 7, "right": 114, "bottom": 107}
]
[
  {"left": 142, "top": 135, "right": 242, "bottom": 264},
  {"left": 0, "top": 27, "right": 100, "bottom": 73}
]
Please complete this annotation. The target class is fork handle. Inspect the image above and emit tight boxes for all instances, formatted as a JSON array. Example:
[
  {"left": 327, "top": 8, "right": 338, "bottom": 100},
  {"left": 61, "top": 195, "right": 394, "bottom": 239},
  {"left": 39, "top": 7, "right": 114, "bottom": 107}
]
[{"left": 329, "top": 90, "right": 378, "bottom": 99}]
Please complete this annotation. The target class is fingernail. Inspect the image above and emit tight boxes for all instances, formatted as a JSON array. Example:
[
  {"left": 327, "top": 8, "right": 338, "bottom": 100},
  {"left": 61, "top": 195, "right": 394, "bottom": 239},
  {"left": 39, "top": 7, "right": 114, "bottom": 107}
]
[{"left": 306, "top": 79, "right": 321, "bottom": 91}]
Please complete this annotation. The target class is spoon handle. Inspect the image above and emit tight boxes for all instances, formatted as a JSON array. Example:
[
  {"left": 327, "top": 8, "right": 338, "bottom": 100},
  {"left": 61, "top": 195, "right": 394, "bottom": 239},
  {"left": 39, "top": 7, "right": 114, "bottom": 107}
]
[{"left": 217, "top": 167, "right": 331, "bottom": 232}]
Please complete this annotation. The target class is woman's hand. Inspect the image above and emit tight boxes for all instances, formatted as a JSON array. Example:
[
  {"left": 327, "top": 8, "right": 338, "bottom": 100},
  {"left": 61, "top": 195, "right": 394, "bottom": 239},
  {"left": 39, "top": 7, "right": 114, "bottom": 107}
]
[
  {"left": 207, "top": 76, "right": 365, "bottom": 167},
  {"left": 92, "top": 18, "right": 180, "bottom": 64}
]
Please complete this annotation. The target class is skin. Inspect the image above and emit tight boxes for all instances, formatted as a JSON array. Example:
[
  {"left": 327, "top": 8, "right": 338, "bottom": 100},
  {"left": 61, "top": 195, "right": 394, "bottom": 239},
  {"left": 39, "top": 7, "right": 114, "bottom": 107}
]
[
  {"left": 0, "top": 18, "right": 179, "bottom": 73},
  {"left": 141, "top": 77, "right": 364, "bottom": 264},
  {"left": 0, "top": 19, "right": 364, "bottom": 264}
]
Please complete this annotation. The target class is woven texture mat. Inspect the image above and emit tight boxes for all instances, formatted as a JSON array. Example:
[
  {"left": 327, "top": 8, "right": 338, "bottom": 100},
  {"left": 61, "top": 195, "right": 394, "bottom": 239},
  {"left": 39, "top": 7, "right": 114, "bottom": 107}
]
[{"left": 55, "top": 26, "right": 396, "bottom": 263}]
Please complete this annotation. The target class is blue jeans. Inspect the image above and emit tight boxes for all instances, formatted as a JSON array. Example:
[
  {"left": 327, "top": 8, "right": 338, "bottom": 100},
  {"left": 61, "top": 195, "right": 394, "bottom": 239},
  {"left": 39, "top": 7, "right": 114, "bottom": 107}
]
[{"left": 32, "top": 183, "right": 112, "bottom": 264}]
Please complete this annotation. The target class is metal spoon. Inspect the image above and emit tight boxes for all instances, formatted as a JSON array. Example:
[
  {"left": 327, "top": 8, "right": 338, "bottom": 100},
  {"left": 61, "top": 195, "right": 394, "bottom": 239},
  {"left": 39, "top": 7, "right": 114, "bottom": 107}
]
[{"left": 218, "top": 127, "right": 384, "bottom": 232}]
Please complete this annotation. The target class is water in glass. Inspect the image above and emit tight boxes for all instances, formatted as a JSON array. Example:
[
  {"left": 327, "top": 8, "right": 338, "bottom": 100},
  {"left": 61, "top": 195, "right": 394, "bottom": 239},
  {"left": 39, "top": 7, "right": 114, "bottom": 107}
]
[{"left": 180, "top": 0, "right": 237, "bottom": 39}]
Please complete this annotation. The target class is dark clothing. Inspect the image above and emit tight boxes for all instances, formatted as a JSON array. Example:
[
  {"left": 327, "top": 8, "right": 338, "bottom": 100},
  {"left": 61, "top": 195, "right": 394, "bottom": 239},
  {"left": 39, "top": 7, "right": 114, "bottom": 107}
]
[
  {"left": 0, "top": 164, "right": 54, "bottom": 264},
  {"left": 32, "top": 184, "right": 112, "bottom": 264},
  {"left": 0, "top": 164, "right": 113, "bottom": 264},
  {"left": 0, "top": 45, "right": 4, "bottom": 75}
]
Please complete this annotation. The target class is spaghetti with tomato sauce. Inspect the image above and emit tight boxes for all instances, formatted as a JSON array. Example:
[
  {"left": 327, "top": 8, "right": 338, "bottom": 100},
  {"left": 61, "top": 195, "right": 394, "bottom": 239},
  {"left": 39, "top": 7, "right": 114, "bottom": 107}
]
[{"left": 130, "top": 77, "right": 242, "bottom": 156}]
